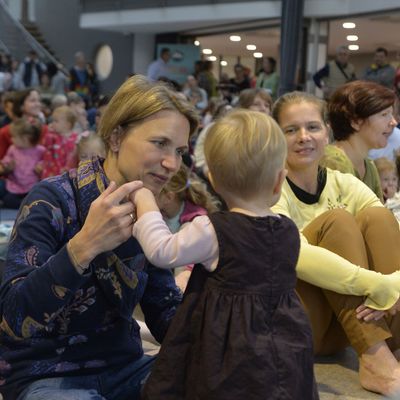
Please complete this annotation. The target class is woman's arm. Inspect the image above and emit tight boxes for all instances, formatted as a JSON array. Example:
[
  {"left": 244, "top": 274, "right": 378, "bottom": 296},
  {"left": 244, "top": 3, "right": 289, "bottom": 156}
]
[
  {"left": 297, "top": 237, "right": 400, "bottom": 310},
  {"left": 0, "top": 179, "right": 143, "bottom": 338}
]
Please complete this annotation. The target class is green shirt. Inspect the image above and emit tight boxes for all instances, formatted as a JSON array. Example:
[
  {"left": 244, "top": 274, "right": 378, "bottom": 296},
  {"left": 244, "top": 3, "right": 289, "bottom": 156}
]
[{"left": 321, "top": 144, "right": 383, "bottom": 201}]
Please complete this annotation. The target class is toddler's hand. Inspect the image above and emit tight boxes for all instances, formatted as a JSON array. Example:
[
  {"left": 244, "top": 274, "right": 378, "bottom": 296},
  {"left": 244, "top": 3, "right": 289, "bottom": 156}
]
[{"left": 129, "top": 187, "right": 154, "bottom": 206}]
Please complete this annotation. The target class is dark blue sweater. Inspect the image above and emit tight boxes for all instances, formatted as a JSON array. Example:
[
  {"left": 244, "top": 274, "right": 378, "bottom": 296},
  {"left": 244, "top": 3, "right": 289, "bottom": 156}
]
[{"left": 0, "top": 168, "right": 181, "bottom": 399}]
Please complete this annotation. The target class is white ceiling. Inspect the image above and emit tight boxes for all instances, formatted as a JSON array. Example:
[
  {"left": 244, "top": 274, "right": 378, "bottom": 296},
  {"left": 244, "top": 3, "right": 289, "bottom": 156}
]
[{"left": 194, "top": 12, "right": 400, "bottom": 61}]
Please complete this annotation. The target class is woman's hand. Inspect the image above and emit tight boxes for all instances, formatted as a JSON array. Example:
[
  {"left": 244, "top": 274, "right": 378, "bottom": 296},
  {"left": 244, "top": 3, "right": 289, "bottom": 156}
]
[
  {"left": 356, "top": 297, "right": 400, "bottom": 322},
  {"left": 69, "top": 180, "right": 143, "bottom": 267},
  {"left": 356, "top": 304, "right": 386, "bottom": 321}
]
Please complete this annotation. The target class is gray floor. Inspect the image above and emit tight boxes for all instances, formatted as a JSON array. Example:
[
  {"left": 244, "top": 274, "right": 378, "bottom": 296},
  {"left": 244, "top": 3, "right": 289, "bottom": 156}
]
[
  {"left": 315, "top": 348, "right": 385, "bottom": 399},
  {"left": 141, "top": 330, "right": 390, "bottom": 399}
]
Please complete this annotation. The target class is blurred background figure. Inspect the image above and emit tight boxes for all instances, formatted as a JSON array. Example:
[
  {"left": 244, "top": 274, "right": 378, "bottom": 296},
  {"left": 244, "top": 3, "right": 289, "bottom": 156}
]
[
  {"left": 313, "top": 45, "right": 356, "bottom": 100},
  {"left": 147, "top": 47, "right": 171, "bottom": 82},
  {"left": 183, "top": 75, "right": 208, "bottom": 112},
  {"left": 363, "top": 47, "right": 396, "bottom": 88},
  {"left": 256, "top": 56, "right": 279, "bottom": 100}
]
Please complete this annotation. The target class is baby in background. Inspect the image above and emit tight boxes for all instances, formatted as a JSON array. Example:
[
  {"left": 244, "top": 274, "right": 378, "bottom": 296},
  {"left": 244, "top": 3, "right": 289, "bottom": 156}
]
[
  {"left": 374, "top": 157, "right": 400, "bottom": 220},
  {"left": 77, "top": 131, "right": 106, "bottom": 161},
  {"left": 131, "top": 109, "right": 317, "bottom": 399},
  {"left": 157, "top": 164, "right": 219, "bottom": 291},
  {"left": 0, "top": 118, "right": 44, "bottom": 209},
  {"left": 39, "top": 105, "right": 79, "bottom": 179}
]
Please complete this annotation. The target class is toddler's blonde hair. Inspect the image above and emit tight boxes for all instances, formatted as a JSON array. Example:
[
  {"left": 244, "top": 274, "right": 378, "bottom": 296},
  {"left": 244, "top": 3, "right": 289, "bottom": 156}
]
[
  {"left": 204, "top": 109, "right": 287, "bottom": 198},
  {"left": 52, "top": 105, "right": 77, "bottom": 128},
  {"left": 374, "top": 157, "right": 397, "bottom": 175}
]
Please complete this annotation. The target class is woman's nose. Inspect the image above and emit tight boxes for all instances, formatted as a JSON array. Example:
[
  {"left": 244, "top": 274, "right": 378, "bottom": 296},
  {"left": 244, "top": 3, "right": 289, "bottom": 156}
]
[
  {"left": 297, "top": 127, "right": 311, "bottom": 141},
  {"left": 162, "top": 153, "right": 181, "bottom": 173}
]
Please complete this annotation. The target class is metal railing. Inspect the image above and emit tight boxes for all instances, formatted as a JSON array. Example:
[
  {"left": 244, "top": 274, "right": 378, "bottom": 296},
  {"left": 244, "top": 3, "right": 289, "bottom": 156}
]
[
  {"left": 79, "top": 0, "right": 275, "bottom": 13},
  {"left": 0, "top": 0, "right": 60, "bottom": 66}
]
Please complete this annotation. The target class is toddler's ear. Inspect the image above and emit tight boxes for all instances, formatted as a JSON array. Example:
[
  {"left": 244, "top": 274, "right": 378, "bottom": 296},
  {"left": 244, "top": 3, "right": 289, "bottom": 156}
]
[{"left": 273, "top": 168, "right": 287, "bottom": 196}]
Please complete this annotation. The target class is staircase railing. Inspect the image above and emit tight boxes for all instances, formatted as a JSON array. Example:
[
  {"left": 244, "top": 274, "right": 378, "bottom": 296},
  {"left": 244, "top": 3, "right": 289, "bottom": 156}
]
[{"left": 0, "top": 0, "right": 61, "bottom": 67}]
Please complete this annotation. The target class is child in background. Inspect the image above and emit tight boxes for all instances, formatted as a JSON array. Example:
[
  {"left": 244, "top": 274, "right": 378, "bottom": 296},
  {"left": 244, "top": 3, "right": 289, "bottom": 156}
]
[
  {"left": 77, "top": 131, "right": 106, "bottom": 161},
  {"left": 0, "top": 118, "right": 44, "bottom": 208},
  {"left": 374, "top": 157, "right": 399, "bottom": 201},
  {"left": 132, "top": 109, "right": 317, "bottom": 399},
  {"left": 157, "top": 164, "right": 219, "bottom": 291},
  {"left": 39, "top": 105, "right": 78, "bottom": 179},
  {"left": 374, "top": 157, "right": 400, "bottom": 220}
]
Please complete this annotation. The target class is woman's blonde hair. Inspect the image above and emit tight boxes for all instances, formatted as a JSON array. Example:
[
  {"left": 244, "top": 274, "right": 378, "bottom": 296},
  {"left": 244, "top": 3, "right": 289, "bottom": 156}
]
[
  {"left": 162, "top": 164, "right": 219, "bottom": 213},
  {"left": 98, "top": 75, "right": 199, "bottom": 151},
  {"left": 204, "top": 109, "right": 286, "bottom": 198},
  {"left": 272, "top": 91, "right": 328, "bottom": 125}
]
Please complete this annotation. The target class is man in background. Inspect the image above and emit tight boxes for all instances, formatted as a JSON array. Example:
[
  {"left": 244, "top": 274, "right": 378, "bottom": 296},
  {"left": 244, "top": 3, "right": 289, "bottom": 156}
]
[
  {"left": 147, "top": 48, "right": 171, "bottom": 82},
  {"left": 363, "top": 47, "right": 396, "bottom": 88},
  {"left": 313, "top": 46, "right": 356, "bottom": 99}
]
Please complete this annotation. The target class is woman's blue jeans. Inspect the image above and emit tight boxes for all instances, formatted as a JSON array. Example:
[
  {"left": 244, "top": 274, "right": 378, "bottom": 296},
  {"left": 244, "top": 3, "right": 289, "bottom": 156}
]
[{"left": 17, "top": 355, "right": 154, "bottom": 400}]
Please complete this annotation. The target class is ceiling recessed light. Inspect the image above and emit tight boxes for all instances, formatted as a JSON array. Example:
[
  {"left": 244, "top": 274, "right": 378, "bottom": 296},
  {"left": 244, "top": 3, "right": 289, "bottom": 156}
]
[
  {"left": 348, "top": 44, "right": 359, "bottom": 51},
  {"left": 253, "top": 52, "right": 263, "bottom": 58},
  {"left": 230, "top": 35, "right": 241, "bottom": 42},
  {"left": 246, "top": 44, "right": 257, "bottom": 51},
  {"left": 202, "top": 48, "right": 213, "bottom": 55},
  {"left": 220, "top": 60, "right": 228, "bottom": 66},
  {"left": 208, "top": 56, "right": 217, "bottom": 61},
  {"left": 346, "top": 35, "right": 358, "bottom": 41},
  {"left": 194, "top": 40, "right": 200, "bottom": 46},
  {"left": 343, "top": 22, "right": 356, "bottom": 29}
]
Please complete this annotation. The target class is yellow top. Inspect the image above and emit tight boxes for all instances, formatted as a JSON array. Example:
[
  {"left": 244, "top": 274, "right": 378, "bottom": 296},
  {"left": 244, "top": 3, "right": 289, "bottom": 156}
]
[{"left": 272, "top": 168, "right": 400, "bottom": 310}]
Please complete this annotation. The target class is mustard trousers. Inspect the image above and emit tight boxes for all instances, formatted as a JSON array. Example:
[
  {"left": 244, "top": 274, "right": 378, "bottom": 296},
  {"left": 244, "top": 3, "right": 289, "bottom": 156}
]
[{"left": 298, "top": 207, "right": 400, "bottom": 356}]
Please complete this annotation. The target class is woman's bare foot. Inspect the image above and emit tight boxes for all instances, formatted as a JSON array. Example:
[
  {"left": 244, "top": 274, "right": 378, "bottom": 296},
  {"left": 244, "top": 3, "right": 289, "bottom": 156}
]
[{"left": 359, "top": 341, "right": 400, "bottom": 396}]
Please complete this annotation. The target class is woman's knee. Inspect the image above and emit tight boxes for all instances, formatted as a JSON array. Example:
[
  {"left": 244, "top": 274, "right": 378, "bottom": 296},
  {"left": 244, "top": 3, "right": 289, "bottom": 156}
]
[
  {"left": 304, "top": 209, "right": 360, "bottom": 243},
  {"left": 356, "top": 207, "right": 398, "bottom": 230}
]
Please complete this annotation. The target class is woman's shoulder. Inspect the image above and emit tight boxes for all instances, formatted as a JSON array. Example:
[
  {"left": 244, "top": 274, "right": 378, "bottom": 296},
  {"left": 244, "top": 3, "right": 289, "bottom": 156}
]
[
  {"left": 321, "top": 144, "right": 355, "bottom": 175},
  {"left": 28, "top": 172, "right": 75, "bottom": 204},
  {"left": 326, "top": 167, "right": 374, "bottom": 192}
]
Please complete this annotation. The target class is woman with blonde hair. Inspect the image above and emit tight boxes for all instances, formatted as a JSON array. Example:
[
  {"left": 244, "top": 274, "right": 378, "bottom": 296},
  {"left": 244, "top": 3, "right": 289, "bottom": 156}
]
[
  {"left": 0, "top": 75, "right": 199, "bottom": 400},
  {"left": 272, "top": 90, "right": 400, "bottom": 396}
]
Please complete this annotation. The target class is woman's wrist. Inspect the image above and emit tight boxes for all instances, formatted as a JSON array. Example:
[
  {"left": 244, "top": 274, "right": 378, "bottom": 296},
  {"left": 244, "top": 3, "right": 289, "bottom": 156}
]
[{"left": 67, "top": 236, "right": 93, "bottom": 274}]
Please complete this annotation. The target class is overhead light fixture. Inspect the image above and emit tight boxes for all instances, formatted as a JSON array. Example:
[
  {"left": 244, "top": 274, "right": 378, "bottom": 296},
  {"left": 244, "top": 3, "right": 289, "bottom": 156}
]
[
  {"left": 346, "top": 35, "right": 358, "bottom": 41},
  {"left": 208, "top": 56, "right": 217, "bottom": 61},
  {"left": 220, "top": 60, "right": 228, "bottom": 66},
  {"left": 253, "top": 52, "right": 263, "bottom": 58},
  {"left": 343, "top": 22, "right": 356, "bottom": 29},
  {"left": 202, "top": 48, "right": 213, "bottom": 55},
  {"left": 194, "top": 40, "right": 200, "bottom": 46},
  {"left": 230, "top": 35, "right": 241, "bottom": 42},
  {"left": 246, "top": 44, "right": 257, "bottom": 51},
  {"left": 348, "top": 44, "right": 359, "bottom": 51}
]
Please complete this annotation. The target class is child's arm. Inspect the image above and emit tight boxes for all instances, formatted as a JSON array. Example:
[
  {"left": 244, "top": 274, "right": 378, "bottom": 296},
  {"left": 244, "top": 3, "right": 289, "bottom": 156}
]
[
  {"left": 131, "top": 188, "right": 218, "bottom": 271},
  {"left": 0, "top": 147, "right": 16, "bottom": 175}
]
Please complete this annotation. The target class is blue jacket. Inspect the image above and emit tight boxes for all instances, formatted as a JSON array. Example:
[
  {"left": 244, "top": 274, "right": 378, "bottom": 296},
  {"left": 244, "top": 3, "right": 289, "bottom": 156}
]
[{"left": 0, "top": 163, "right": 181, "bottom": 399}]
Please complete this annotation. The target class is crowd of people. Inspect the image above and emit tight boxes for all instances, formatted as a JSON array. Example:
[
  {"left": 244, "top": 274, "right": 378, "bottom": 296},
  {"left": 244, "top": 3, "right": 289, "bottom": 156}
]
[{"left": 0, "top": 43, "right": 400, "bottom": 400}]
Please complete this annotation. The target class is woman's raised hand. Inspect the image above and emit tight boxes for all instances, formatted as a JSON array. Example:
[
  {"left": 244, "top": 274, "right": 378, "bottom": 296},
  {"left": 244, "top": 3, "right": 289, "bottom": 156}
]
[{"left": 69, "top": 180, "right": 143, "bottom": 267}]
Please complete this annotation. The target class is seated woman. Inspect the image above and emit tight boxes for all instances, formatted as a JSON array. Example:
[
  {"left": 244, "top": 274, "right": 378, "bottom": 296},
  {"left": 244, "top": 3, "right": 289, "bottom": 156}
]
[
  {"left": 0, "top": 75, "right": 199, "bottom": 400},
  {"left": 321, "top": 80, "right": 397, "bottom": 200},
  {"left": 272, "top": 91, "right": 400, "bottom": 397}
]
